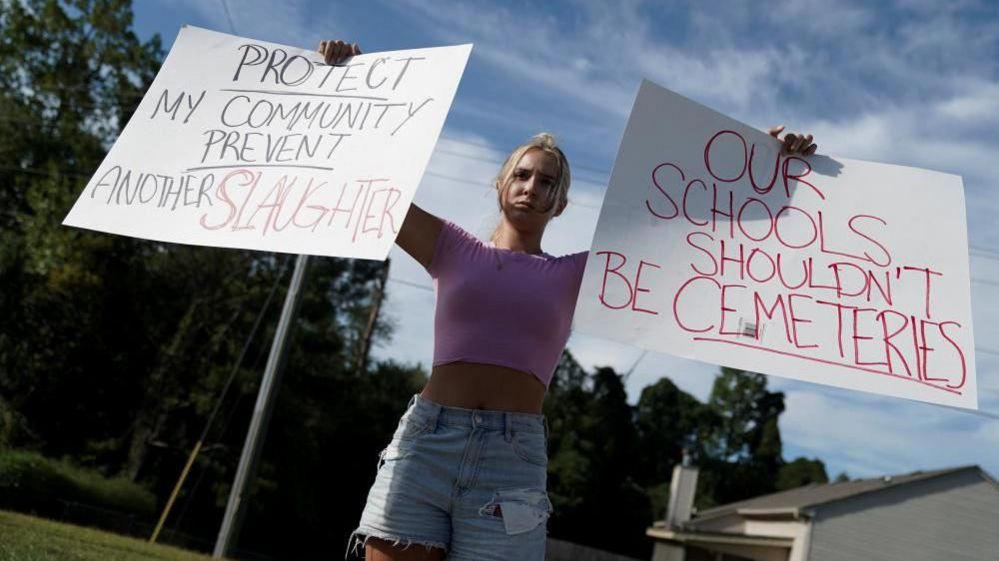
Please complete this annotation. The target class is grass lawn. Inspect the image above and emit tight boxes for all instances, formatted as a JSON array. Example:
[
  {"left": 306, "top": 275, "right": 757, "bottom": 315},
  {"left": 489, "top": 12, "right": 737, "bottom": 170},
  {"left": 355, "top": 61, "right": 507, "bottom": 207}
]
[{"left": 0, "top": 510, "right": 225, "bottom": 561}]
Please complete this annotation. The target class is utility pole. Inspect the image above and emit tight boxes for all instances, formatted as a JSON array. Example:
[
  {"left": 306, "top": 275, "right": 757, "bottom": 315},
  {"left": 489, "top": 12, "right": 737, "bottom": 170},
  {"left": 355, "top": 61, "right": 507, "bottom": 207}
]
[
  {"left": 355, "top": 259, "right": 390, "bottom": 377},
  {"left": 213, "top": 254, "right": 310, "bottom": 558}
]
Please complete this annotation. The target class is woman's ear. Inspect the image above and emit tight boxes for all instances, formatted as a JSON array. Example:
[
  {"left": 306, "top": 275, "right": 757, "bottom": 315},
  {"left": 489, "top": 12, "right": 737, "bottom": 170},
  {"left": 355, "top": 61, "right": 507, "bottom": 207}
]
[{"left": 494, "top": 180, "right": 505, "bottom": 211}]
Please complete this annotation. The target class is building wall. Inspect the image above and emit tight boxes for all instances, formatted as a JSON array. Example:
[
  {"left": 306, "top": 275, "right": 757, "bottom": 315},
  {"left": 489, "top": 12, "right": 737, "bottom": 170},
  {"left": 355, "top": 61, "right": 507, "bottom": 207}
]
[
  {"left": 808, "top": 470, "right": 999, "bottom": 561},
  {"left": 692, "top": 516, "right": 808, "bottom": 561},
  {"left": 741, "top": 520, "right": 810, "bottom": 561}
]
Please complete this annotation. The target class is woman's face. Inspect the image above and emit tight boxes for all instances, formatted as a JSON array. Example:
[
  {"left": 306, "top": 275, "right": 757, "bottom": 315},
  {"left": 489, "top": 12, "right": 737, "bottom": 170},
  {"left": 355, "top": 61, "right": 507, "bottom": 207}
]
[{"left": 500, "top": 149, "right": 563, "bottom": 231}]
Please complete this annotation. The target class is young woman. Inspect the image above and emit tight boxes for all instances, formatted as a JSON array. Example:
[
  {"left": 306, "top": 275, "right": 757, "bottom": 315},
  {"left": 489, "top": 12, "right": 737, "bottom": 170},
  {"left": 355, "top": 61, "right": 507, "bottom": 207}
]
[{"left": 318, "top": 40, "right": 817, "bottom": 561}]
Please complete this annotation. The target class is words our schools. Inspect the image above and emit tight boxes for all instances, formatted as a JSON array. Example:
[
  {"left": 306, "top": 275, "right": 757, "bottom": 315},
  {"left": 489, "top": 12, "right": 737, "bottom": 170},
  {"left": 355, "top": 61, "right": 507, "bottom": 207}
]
[
  {"left": 63, "top": 26, "right": 471, "bottom": 260},
  {"left": 574, "top": 80, "right": 977, "bottom": 410}
]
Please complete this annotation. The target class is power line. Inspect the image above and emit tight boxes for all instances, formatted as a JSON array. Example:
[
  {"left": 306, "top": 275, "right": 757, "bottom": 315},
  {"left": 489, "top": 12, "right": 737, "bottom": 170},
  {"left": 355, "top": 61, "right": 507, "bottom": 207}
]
[
  {"left": 439, "top": 134, "right": 503, "bottom": 153},
  {"left": 971, "top": 251, "right": 999, "bottom": 264},
  {"left": 9, "top": 113, "right": 999, "bottom": 260},
  {"left": 622, "top": 349, "right": 648, "bottom": 381},
  {"left": 971, "top": 245, "right": 999, "bottom": 259},
  {"left": 8, "top": 164, "right": 999, "bottom": 277},
  {"left": 5, "top": 164, "right": 999, "bottom": 269},
  {"left": 150, "top": 255, "right": 290, "bottom": 543},
  {"left": 422, "top": 170, "right": 604, "bottom": 210},
  {"left": 218, "top": 0, "right": 237, "bottom": 34},
  {"left": 0, "top": 164, "right": 91, "bottom": 178},
  {"left": 434, "top": 143, "right": 611, "bottom": 180},
  {"left": 940, "top": 403, "right": 999, "bottom": 421},
  {"left": 386, "top": 276, "right": 434, "bottom": 292}
]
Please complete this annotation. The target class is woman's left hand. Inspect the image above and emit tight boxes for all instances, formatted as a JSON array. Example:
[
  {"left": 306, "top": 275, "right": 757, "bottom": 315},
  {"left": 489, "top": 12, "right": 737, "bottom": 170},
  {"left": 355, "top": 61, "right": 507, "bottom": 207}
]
[{"left": 768, "top": 125, "right": 817, "bottom": 156}]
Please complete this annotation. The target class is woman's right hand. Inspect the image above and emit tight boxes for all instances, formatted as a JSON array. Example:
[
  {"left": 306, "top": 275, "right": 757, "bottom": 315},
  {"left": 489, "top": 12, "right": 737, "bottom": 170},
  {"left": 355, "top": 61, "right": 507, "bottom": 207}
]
[
  {"left": 317, "top": 40, "right": 362, "bottom": 65},
  {"left": 314, "top": 39, "right": 443, "bottom": 269}
]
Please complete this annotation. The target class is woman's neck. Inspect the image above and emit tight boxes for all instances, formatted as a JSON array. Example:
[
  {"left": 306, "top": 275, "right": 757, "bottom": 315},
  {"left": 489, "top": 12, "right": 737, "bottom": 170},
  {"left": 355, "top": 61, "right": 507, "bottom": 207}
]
[{"left": 492, "top": 221, "right": 544, "bottom": 255}]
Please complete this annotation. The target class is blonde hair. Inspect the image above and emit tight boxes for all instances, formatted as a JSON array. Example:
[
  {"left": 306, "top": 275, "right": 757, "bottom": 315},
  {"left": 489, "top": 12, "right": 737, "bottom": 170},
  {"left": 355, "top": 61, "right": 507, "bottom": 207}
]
[{"left": 494, "top": 132, "right": 571, "bottom": 218}]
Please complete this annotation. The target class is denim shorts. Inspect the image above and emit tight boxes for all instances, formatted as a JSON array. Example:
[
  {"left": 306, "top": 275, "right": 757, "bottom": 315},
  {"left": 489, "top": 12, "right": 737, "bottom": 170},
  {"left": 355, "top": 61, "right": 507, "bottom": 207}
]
[{"left": 347, "top": 394, "right": 552, "bottom": 561}]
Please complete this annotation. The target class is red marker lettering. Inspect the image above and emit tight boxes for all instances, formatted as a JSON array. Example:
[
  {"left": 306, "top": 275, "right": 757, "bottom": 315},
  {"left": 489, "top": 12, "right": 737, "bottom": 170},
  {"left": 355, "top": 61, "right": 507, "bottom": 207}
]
[
  {"left": 596, "top": 250, "right": 632, "bottom": 310},
  {"left": 633, "top": 260, "right": 662, "bottom": 315},
  {"left": 647, "top": 163, "right": 682, "bottom": 219},
  {"left": 673, "top": 276, "right": 720, "bottom": 333}
]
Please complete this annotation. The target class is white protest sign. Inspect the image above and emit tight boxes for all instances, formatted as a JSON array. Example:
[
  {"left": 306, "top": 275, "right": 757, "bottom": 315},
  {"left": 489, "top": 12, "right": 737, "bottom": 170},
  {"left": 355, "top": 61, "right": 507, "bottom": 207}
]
[
  {"left": 575, "top": 80, "right": 977, "bottom": 410},
  {"left": 63, "top": 26, "right": 471, "bottom": 260}
]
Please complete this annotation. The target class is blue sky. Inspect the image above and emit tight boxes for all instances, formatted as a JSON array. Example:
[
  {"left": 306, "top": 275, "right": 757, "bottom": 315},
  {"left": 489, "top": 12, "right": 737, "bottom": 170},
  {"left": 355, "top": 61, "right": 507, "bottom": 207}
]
[{"left": 133, "top": 1, "right": 999, "bottom": 481}]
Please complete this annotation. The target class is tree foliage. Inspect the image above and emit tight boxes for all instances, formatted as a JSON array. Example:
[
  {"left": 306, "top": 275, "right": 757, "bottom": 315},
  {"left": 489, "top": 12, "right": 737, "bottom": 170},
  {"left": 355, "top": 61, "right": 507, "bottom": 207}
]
[
  {"left": 777, "top": 457, "right": 829, "bottom": 491},
  {"left": 545, "top": 365, "right": 650, "bottom": 558},
  {"left": 0, "top": 2, "right": 408, "bottom": 557}
]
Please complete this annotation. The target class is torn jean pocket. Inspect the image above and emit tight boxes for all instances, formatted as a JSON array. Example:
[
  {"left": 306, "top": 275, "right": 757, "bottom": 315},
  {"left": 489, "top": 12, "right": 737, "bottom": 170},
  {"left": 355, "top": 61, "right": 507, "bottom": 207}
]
[{"left": 478, "top": 488, "right": 553, "bottom": 535}]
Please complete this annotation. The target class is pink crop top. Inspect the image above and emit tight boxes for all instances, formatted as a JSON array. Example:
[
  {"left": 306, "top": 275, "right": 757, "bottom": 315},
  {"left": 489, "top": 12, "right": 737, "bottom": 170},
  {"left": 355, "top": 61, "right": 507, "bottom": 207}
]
[{"left": 426, "top": 221, "right": 588, "bottom": 388}]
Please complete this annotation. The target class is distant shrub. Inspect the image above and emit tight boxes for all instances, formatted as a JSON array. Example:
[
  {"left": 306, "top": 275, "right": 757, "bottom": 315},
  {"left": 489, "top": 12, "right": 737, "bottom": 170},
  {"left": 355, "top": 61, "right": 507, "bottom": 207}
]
[{"left": 0, "top": 449, "right": 155, "bottom": 522}]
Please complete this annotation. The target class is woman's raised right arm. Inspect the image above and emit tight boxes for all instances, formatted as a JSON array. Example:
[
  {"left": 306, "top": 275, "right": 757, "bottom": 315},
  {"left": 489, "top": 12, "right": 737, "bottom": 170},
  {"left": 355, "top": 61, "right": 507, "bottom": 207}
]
[
  {"left": 318, "top": 40, "right": 445, "bottom": 269},
  {"left": 396, "top": 204, "right": 444, "bottom": 269}
]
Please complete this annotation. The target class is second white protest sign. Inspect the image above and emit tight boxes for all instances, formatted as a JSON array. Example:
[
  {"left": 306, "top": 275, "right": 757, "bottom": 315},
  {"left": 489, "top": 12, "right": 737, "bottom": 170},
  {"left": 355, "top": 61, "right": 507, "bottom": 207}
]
[{"left": 574, "top": 80, "right": 977, "bottom": 410}]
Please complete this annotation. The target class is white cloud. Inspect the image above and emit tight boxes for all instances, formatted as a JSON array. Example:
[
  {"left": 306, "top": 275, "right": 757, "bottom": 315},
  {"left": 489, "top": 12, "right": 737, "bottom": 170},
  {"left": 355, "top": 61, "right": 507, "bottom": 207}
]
[
  {"left": 766, "top": 0, "right": 876, "bottom": 34},
  {"left": 168, "top": 0, "right": 303, "bottom": 38},
  {"left": 800, "top": 93, "right": 999, "bottom": 183},
  {"left": 160, "top": 0, "right": 349, "bottom": 55},
  {"left": 636, "top": 46, "right": 787, "bottom": 112},
  {"left": 936, "top": 82, "right": 999, "bottom": 123},
  {"left": 780, "top": 387, "right": 999, "bottom": 477},
  {"left": 803, "top": 97, "right": 999, "bottom": 261},
  {"left": 166, "top": 0, "right": 232, "bottom": 31},
  {"left": 391, "top": 0, "right": 801, "bottom": 124}
]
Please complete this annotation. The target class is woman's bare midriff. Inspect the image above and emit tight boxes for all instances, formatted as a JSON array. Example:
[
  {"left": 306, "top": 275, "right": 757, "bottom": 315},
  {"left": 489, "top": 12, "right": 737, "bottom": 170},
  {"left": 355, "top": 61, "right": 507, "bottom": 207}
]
[{"left": 421, "top": 362, "right": 546, "bottom": 414}]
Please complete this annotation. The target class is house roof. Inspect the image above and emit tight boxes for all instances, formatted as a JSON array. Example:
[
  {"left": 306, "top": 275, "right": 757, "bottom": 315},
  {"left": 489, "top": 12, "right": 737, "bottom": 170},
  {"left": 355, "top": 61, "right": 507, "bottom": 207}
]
[
  {"left": 646, "top": 527, "right": 793, "bottom": 549},
  {"left": 688, "top": 465, "right": 992, "bottom": 524}
]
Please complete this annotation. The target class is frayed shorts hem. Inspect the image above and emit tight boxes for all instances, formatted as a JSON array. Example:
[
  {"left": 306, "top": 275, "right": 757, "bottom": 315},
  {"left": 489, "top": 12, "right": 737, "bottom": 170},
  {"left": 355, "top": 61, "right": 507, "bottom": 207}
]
[{"left": 346, "top": 527, "right": 448, "bottom": 559}]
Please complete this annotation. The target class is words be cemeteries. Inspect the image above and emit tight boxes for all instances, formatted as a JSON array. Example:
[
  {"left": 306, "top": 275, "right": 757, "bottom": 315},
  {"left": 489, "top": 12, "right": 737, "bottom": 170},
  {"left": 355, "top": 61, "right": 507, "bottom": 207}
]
[
  {"left": 574, "top": 80, "right": 977, "bottom": 409},
  {"left": 64, "top": 26, "right": 471, "bottom": 260}
]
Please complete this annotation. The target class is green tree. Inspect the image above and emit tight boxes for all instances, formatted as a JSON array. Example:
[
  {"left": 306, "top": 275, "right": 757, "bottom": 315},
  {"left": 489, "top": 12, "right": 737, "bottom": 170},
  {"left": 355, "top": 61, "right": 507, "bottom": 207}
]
[
  {"left": 704, "top": 367, "right": 784, "bottom": 465},
  {"left": 240, "top": 357, "right": 426, "bottom": 558},
  {"left": 545, "top": 360, "right": 651, "bottom": 559},
  {"left": 635, "top": 377, "right": 707, "bottom": 485},
  {"left": 544, "top": 350, "right": 594, "bottom": 517},
  {"left": 0, "top": 0, "right": 164, "bottom": 463},
  {"left": 698, "top": 367, "right": 786, "bottom": 506},
  {"left": 776, "top": 457, "right": 829, "bottom": 491},
  {"left": 0, "top": 4, "right": 405, "bottom": 558}
]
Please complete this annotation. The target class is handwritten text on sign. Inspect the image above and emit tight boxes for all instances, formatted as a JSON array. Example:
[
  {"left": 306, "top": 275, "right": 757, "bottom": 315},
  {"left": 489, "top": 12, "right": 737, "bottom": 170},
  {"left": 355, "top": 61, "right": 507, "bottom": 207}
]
[
  {"left": 63, "top": 26, "right": 471, "bottom": 260},
  {"left": 574, "top": 80, "right": 977, "bottom": 409}
]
